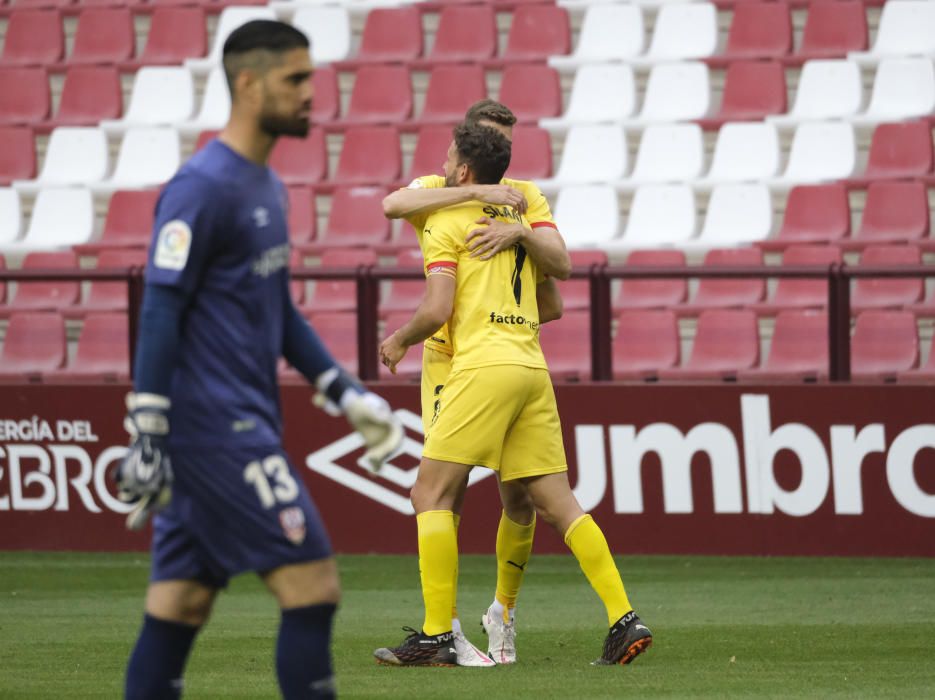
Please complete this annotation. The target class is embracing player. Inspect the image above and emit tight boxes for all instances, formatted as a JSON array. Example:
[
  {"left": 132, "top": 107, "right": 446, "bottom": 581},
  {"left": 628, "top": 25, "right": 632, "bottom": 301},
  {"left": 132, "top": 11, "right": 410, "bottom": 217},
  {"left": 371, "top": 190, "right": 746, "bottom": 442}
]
[
  {"left": 381, "top": 100, "right": 570, "bottom": 665},
  {"left": 375, "top": 122, "right": 652, "bottom": 667},
  {"left": 116, "top": 21, "right": 402, "bottom": 699}
]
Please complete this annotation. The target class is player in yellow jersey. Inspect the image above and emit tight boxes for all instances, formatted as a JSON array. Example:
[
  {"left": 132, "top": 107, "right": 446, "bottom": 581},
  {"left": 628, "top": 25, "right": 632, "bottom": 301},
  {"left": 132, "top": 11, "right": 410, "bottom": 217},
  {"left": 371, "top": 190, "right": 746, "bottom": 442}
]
[
  {"left": 381, "top": 100, "right": 570, "bottom": 665},
  {"left": 374, "top": 122, "right": 652, "bottom": 667}
]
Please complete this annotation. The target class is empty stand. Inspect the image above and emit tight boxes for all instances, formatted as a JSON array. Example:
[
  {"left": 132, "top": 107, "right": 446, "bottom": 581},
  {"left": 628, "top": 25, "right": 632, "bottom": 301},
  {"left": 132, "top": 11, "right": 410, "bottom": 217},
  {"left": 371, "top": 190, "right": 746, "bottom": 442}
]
[
  {"left": 698, "top": 61, "right": 787, "bottom": 129},
  {"left": 850, "top": 0, "right": 935, "bottom": 65},
  {"left": 186, "top": 6, "right": 276, "bottom": 74},
  {"left": 13, "top": 187, "right": 94, "bottom": 250},
  {"left": 380, "top": 251, "right": 425, "bottom": 318},
  {"left": 286, "top": 186, "right": 316, "bottom": 248},
  {"left": 421, "top": 5, "right": 497, "bottom": 65},
  {"left": 498, "top": 5, "right": 570, "bottom": 64},
  {"left": 337, "top": 7, "right": 422, "bottom": 67},
  {"left": 69, "top": 8, "right": 134, "bottom": 65},
  {"left": 634, "top": 2, "right": 717, "bottom": 66},
  {"left": 709, "top": 2, "right": 792, "bottom": 66},
  {"left": 538, "top": 310, "right": 590, "bottom": 380},
  {"left": 696, "top": 122, "right": 780, "bottom": 187},
  {"left": 330, "top": 127, "right": 401, "bottom": 187},
  {"left": 48, "top": 66, "right": 122, "bottom": 129},
  {"left": 687, "top": 184, "right": 772, "bottom": 248},
  {"left": 540, "top": 64, "right": 636, "bottom": 132},
  {"left": 1, "top": 9, "right": 64, "bottom": 66},
  {"left": 293, "top": 7, "right": 351, "bottom": 64},
  {"left": 406, "top": 125, "right": 449, "bottom": 181},
  {"left": 739, "top": 310, "right": 828, "bottom": 381},
  {"left": 552, "top": 185, "right": 619, "bottom": 247},
  {"left": 851, "top": 310, "right": 919, "bottom": 378},
  {"left": 269, "top": 128, "right": 327, "bottom": 185},
  {"left": 619, "top": 124, "right": 704, "bottom": 189},
  {"left": 0, "top": 311, "right": 66, "bottom": 380},
  {"left": 0, "top": 189, "right": 22, "bottom": 246},
  {"left": 791, "top": 0, "right": 867, "bottom": 64},
  {"left": 308, "top": 312, "right": 359, "bottom": 373},
  {"left": 558, "top": 249, "right": 607, "bottom": 311},
  {"left": 102, "top": 67, "right": 194, "bottom": 131},
  {"left": 659, "top": 309, "right": 760, "bottom": 380},
  {"left": 615, "top": 184, "right": 696, "bottom": 249},
  {"left": 623, "top": 62, "right": 710, "bottom": 127},
  {"left": 760, "top": 184, "right": 850, "bottom": 250},
  {"left": 679, "top": 247, "right": 765, "bottom": 312},
  {"left": 497, "top": 65, "right": 561, "bottom": 123},
  {"left": 851, "top": 58, "right": 935, "bottom": 125},
  {"left": 0, "top": 67, "right": 51, "bottom": 125},
  {"left": 844, "top": 182, "right": 929, "bottom": 250},
  {"left": 76, "top": 189, "right": 159, "bottom": 254},
  {"left": 851, "top": 246, "right": 924, "bottom": 311},
  {"left": 6, "top": 251, "right": 79, "bottom": 311},
  {"left": 0, "top": 127, "right": 36, "bottom": 184},
  {"left": 613, "top": 249, "right": 687, "bottom": 310},
  {"left": 848, "top": 121, "right": 934, "bottom": 187},
  {"left": 540, "top": 125, "right": 627, "bottom": 191},
  {"left": 548, "top": 4, "right": 644, "bottom": 71},
  {"left": 506, "top": 126, "right": 553, "bottom": 180},
  {"left": 769, "top": 60, "right": 862, "bottom": 127},
  {"left": 97, "top": 127, "right": 180, "bottom": 191},
  {"left": 303, "top": 248, "right": 377, "bottom": 313},
  {"left": 320, "top": 188, "right": 390, "bottom": 247},
  {"left": 133, "top": 7, "right": 207, "bottom": 68},
  {"left": 768, "top": 122, "right": 856, "bottom": 187},
  {"left": 413, "top": 65, "right": 487, "bottom": 127},
  {"left": 178, "top": 68, "right": 229, "bottom": 135},
  {"left": 15, "top": 127, "right": 107, "bottom": 190},
  {"left": 46, "top": 312, "right": 129, "bottom": 382},
  {"left": 751, "top": 245, "right": 841, "bottom": 312},
  {"left": 342, "top": 65, "right": 412, "bottom": 126},
  {"left": 612, "top": 309, "right": 680, "bottom": 380},
  {"left": 311, "top": 67, "right": 339, "bottom": 125}
]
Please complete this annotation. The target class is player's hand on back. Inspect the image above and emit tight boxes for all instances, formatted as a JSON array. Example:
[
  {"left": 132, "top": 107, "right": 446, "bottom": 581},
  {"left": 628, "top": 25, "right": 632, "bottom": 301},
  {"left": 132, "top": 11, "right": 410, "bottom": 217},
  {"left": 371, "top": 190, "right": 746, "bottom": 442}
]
[
  {"left": 472, "top": 185, "right": 528, "bottom": 216},
  {"left": 115, "top": 393, "right": 174, "bottom": 531},
  {"left": 466, "top": 217, "right": 525, "bottom": 260}
]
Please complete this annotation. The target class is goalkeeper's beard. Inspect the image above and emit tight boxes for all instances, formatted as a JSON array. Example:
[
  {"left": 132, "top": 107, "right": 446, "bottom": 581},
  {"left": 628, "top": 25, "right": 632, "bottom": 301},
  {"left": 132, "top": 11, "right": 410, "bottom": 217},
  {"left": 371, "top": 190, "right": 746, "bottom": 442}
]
[{"left": 260, "top": 112, "right": 310, "bottom": 139}]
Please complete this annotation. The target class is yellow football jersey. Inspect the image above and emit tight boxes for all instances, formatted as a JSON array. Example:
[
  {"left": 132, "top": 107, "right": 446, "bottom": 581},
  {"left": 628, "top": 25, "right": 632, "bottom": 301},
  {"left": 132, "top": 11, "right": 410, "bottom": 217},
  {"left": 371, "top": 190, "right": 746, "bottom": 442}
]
[
  {"left": 404, "top": 175, "right": 556, "bottom": 356},
  {"left": 421, "top": 201, "right": 548, "bottom": 373}
]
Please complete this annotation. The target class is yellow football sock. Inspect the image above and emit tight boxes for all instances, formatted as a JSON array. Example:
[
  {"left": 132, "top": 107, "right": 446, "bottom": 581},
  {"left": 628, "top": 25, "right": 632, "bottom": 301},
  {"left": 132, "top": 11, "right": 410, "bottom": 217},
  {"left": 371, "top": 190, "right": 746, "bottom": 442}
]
[
  {"left": 417, "top": 510, "right": 458, "bottom": 636},
  {"left": 564, "top": 514, "right": 633, "bottom": 627},
  {"left": 495, "top": 510, "right": 536, "bottom": 622},
  {"left": 451, "top": 513, "right": 461, "bottom": 621}
]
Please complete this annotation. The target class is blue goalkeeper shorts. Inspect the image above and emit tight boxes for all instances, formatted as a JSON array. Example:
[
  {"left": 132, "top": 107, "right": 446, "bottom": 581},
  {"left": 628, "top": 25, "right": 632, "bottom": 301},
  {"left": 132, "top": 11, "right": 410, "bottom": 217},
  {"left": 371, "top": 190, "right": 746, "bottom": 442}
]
[{"left": 150, "top": 444, "right": 332, "bottom": 589}]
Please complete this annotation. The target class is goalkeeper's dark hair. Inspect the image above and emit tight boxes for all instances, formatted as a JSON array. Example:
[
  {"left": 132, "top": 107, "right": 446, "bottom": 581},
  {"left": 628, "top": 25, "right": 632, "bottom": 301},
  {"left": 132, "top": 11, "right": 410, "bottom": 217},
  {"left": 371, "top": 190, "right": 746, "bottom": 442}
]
[
  {"left": 222, "top": 20, "right": 310, "bottom": 93},
  {"left": 453, "top": 121, "right": 512, "bottom": 185},
  {"left": 464, "top": 99, "right": 517, "bottom": 128}
]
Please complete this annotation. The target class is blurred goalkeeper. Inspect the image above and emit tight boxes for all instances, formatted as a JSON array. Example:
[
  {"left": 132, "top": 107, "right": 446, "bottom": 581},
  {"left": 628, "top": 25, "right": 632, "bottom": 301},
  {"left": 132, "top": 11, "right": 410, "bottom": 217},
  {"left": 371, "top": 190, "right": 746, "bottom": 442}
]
[{"left": 116, "top": 20, "right": 402, "bottom": 700}]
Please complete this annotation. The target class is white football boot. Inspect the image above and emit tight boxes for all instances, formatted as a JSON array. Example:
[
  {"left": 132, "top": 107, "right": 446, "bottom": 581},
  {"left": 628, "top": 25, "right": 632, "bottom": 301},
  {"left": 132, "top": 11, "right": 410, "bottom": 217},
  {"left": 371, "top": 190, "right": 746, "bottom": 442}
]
[
  {"left": 481, "top": 608, "right": 517, "bottom": 665},
  {"left": 453, "top": 629, "right": 496, "bottom": 667}
]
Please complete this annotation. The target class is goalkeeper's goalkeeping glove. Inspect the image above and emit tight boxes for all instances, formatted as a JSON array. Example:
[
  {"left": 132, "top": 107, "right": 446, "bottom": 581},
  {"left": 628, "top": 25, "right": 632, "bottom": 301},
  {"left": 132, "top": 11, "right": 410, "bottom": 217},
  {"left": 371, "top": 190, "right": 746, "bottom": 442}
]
[
  {"left": 314, "top": 367, "right": 403, "bottom": 473},
  {"left": 114, "top": 393, "right": 173, "bottom": 531}
]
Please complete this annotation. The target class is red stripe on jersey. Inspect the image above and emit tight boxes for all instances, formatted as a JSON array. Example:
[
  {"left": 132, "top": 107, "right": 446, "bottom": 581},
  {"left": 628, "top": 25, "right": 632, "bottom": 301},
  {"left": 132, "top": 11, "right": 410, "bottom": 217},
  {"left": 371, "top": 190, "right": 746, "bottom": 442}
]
[
  {"left": 530, "top": 221, "right": 556, "bottom": 230},
  {"left": 426, "top": 260, "right": 457, "bottom": 275}
]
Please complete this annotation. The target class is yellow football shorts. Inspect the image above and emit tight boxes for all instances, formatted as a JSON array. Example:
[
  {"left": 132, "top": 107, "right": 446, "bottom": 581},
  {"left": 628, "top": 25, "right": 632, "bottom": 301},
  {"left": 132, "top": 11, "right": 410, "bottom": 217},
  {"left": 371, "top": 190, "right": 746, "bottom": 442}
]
[
  {"left": 421, "top": 346, "right": 453, "bottom": 435},
  {"left": 421, "top": 364, "right": 568, "bottom": 481}
]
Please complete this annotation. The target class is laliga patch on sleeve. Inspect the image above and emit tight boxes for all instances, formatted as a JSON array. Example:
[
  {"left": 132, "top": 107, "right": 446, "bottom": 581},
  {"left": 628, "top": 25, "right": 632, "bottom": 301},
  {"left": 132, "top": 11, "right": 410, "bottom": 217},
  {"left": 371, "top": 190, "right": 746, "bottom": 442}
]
[{"left": 154, "top": 220, "right": 192, "bottom": 270}]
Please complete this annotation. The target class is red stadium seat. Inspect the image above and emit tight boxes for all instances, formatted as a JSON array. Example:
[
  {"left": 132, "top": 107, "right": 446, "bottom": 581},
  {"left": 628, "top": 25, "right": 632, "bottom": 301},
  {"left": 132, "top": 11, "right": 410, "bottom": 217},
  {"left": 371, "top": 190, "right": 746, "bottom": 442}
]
[
  {"left": 303, "top": 248, "right": 377, "bottom": 313},
  {"left": 46, "top": 312, "right": 129, "bottom": 382},
  {"left": 68, "top": 248, "right": 147, "bottom": 317},
  {"left": 269, "top": 128, "right": 327, "bottom": 185},
  {"left": 1, "top": 10, "right": 64, "bottom": 66},
  {"left": 69, "top": 8, "right": 135, "bottom": 65},
  {"left": 496, "top": 5, "right": 571, "bottom": 64},
  {"left": 851, "top": 310, "right": 919, "bottom": 379},
  {"left": 411, "top": 65, "right": 487, "bottom": 128},
  {"left": 759, "top": 183, "right": 850, "bottom": 251},
  {"left": 0, "top": 311, "right": 66, "bottom": 381},
  {"left": 406, "top": 125, "right": 451, "bottom": 182},
  {"left": 336, "top": 7, "right": 422, "bottom": 68},
  {"left": 194, "top": 130, "right": 217, "bottom": 152},
  {"left": 787, "top": 0, "right": 868, "bottom": 65},
  {"left": 707, "top": 2, "right": 792, "bottom": 66},
  {"left": 497, "top": 65, "right": 562, "bottom": 123},
  {"left": 330, "top": 127, "right": 401, "bottom": 187},
  {"left": 308, "top": 312, "right": 359, "bottom": 374},
  {"left": 12, "top": 0, "right": 72, "bottom": 8},
  {"left": 380, "top": 251, "right": 425, "bottom": 318},
  {"left": 842, "top": 181, "right": 929, "bottom": 251},
  {"left": 898, "top": 342, "right": 935, "bottom": 382},
  {"left": 74, "top": 189, "right": 158, "bottom": 256},
  {"left": 0, "top": 255, "right": 5, "bottom": 305},
  {"left": 342, "top": 65, "right": 412, "bottom": 126},
  {"left": 697, "top": 61, "right": 787, "bottom": 129},
  {"left": 131, "top": 7, "right": 207, "bottom": 67},
  {"left": 320, "top": 187, "right": 391, "bottom": 247},
  {"left": 505, "top": 125, "right": 553, "bottom": 180},
  {"left": 679, "top": 247, "right": 765, "bottom": 313},
  {"left": 538, "top": 310, "right": 590, "bottom": 381},
  {"left": 847, "top": 121, "right": 933, "bottom": 188},
  {"left": 751, "top": 245, "right": 841, "bottom": 313},
  {"left": 558, "top": 250, "right": 607, "bottom": 311},
  {"left": 419, "top": 5, "right": 497, "bottom": 65},
  {"left": 44, "top": 66, "right": 122, "bottom": 131},
  {"left": 0, "top": 67, "right": 50, "bottom": 125},
  {"left": 613, "top": 249, "right": 687, "bottom": 311},
  {"left": 0, "top": 126, "right": 36, "bottom": 184},
  {"left": 851, "top": 245, "right": 923, "bottom": 311},
  {"left": 739, "top": 310, "right": 828, "bottom": 381},
  {"left": 380, "top": 311, "right": 423, "bottom": 379},
  {"left": 5, "top": 251, "right": 79, "bottom": 314},
  {"left": 612, "top": 309, "right": 680, "bottom": 380},
  {"left": 286, "top": 186, "right": 316, "bottom": 249},
  {"left": 312, "top": 67, "right": 339, "bottom": 124},
  {"left": 658, "top": 309, "right": 759, "bottom": 379}
]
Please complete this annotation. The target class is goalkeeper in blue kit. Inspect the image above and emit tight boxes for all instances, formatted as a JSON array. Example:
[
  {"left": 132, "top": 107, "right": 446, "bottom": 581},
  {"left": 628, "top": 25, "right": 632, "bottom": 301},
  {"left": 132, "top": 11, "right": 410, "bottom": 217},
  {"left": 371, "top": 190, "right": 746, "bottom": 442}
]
[{"left": 115, "top": 21, "right": 402, "bottom": 699}]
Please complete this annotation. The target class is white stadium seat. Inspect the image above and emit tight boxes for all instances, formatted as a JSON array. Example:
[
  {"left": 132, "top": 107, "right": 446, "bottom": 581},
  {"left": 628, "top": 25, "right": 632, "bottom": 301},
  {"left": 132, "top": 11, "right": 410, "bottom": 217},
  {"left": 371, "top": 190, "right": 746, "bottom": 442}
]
[
  {"left": 13, "top": 127, "right": 108, "bottom": 193},
  {"left": 850, "top": 58, "right": 935, "bottom": 126},
  {"left": 179, "top": 68, "right": 231, "bottom": 136},
  {"left": 553, "top": 185, "right": 620, "bottom": 248},
  {"left": 94, "top": 128, "right": 181, "bottom": 193},
  {"left": 101, "top": 67, "right": 195, "bottom": 133},
  {"left": 292, "top": 7, "right": 351, "bottom": 64},
  {"left": 769, "top": 60, "right": 862, "bottom": 128},
  {"left": 548, "top": 5, "right": 644, "bottom": 72},
  {"left": 186, "top": 7, "right": 277, "bottom": 75},
  {"left": 630, "top": 3, "right": 718, "bottom": 67},
  {"left": 684, "top": 184, "right": 772, "bottom": 249},
  {"left": 540, "top": 64, "right": 637, "bottom": 132},
  {"left": 695, "top": 122, "right": 781, "bottom": 189},
  {"left": 767, "top": 122, "right": 856, "bottom": 188},
  {"left": 618, "top": 123, "right": 704, "bottom": 190},
  {"left": 0, "top": 189, "right": 22, "bottom": 247},
  {"left": 613, "top": 184, "right": 696, "bottom": 249},
  {"left": 12, "top": 188, "right": 94, "bottom": 250},
  {"left": 850, "top": 0, "right": 935, "bottom": 65},
  {"left": 539, "top": 125, "right": 628, "bottom": 193},
  {"left": 621, "top": 62, "right": 710, "bottom": 127}
]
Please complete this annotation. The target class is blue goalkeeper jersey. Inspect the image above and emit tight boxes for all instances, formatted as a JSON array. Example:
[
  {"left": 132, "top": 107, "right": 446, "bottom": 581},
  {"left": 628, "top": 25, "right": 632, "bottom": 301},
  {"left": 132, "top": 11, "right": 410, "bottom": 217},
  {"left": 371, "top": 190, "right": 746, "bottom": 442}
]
[{"left": 144, "top": 139, "right": 292, "bottom": 448}]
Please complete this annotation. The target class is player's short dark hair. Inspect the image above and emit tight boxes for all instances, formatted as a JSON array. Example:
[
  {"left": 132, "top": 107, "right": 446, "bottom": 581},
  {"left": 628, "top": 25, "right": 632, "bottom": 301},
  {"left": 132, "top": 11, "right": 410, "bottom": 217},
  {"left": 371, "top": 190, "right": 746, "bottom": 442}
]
[
  {"left": 464, "top": 99, "right": 517, "bottom": 128},
  {"left": 453, "top": 121, "right": 512, "bottom": 185},
  {"left": 222, "top": 20, "right": 310, "bottom": 92}
]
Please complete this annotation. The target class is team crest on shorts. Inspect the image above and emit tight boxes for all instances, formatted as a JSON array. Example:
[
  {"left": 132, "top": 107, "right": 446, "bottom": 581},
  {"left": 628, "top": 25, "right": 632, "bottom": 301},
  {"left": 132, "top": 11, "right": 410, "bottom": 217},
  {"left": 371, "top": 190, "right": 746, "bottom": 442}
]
[{"left": 279, "top": 507, "right": 307, "bottom": 546}]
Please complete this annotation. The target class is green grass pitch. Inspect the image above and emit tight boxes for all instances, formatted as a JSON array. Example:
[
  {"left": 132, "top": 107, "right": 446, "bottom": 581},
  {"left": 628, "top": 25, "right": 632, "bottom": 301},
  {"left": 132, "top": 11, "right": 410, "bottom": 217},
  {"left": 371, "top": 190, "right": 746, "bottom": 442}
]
[{"left": 2, "top": 552, "right": 934, "bottom": 698}]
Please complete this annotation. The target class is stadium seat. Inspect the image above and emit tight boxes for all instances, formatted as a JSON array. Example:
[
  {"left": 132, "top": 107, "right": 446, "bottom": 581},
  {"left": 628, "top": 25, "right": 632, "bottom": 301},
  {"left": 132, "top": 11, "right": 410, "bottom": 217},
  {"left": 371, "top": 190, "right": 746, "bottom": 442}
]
[
  {"left": 751, "top": 244, "right": 841, "bottom": 313},
  {"left": 0, "top": 255, "right": 4, "bottom": 304},
  {"left": 767, "top": 122, "right": 856, "bottom": 187},
  {"left": 557, "top": 249, "right": 607, "bottom": 312},
  {"left": 1, "top": 9, "right": 64, "bottom": 66},
  {"left": 707, "top": 2, "right": 792, "bottom": 67},
  {"left": 695, "top": 122, "right": 780, "bottom": 188},
  {"left": 286, "top": 186, "right": 316, "bottom": 249},
  {"left": 6, "top": 251, "right": 79, "bottom": 311},
  {"left": 678, "top": 247, "right": 765, "bottom": 314},
  {"left": 303, "top": 248, "right": 377, "bottom": 313},
  {"left": 73, "top": 248, "right": 147, "bottom": 315},
  {"left": 13, "top": 187, "right": 94, "bottom": 250},
  {"left": 843, "top": 182, "right": 929, "bottom": 251},
  {"left": 0, "top": 127, "right": 36, "bottom": 184},
  {"left": 101, "top": 67, "right": 194, "bottom": 132},
  {"left": 789, "top": 0, "right": 867, "bottom": 65},
  {"left": 614, "top": 184, "right": 696, "bottom": 249},
  {"left": 0, "top": 67, "right": 51, "bottom": 125},
  {"left": 308, "top": 312, "right": 359, "bottom": 374},
  {"left": 269, "top": 128, "right": 327, "bottom": 185},
  {"left": 686, "top": 184, "right": 772, "bottom": 249},
  {"left": 419, "top": 5, "right": 497, "bottom": 65},
  {"left": 658, "top": 309, "right": 759, "bottom": 380},
  {"left": 539, "top": 125, "right": 627, "bottom": 192},
  {"left": 329, "top": 127, "right": 401, "bottom": 187},
  {"left": 539, "top": 310, "right": 590, "bottom": 381},
  {"left": 412, "top": 64, "right": 488, "bottom": 128},
  {"left": 341, "top": 65, "right": 412, "bottom": 126},
  {"left": 697, "top": 61, "right": 787, "bottom": 130},
  {"left": 768, "top": 60, "right": 862, "bottom": 128},
  {"left": 496, "top": 5, "right": 570, "bottom": 65},
  {"left": 850, "top": 0, "right": 935, "bottom": 65},
  {"left": 552, "top": 185, "right": 619, "bottom": 248},
  {"left": 618, "top": 123, "right": 704, "bottom": 190},
  {"left": 406, "top": 125, "right": 449, "bottom": 182},
  {"left": 178, "top": 68, "right": 229, "bottom": 135},
  {"left": 320, "top": 187, "right": 390, "bottom": 248},
  {"left": 622, "top": 62, "right": 710, "bottom": 127},
  {"left": 630, "top": 2, "right": 717, "bottom": 66},
  {"left": 852, "top": 245, "right": 924, "bottom": 311},
  {"left": 74, "top": 189, "right": 158, "bottom": 255},
  {"left": 548, "top": 4, "right": 645, "bottom": 71},
  {"left": 292, "top": 7, "right": 351, "bottom": 64},
  {"left": 506, "top": 125, "right": 553, "bottom": 180},
  {"left": 850, "top": 58, "right": 935, "bottom": 126},
  {"left": 14, "top": 127, "right": 107, "bottom": 191},
  {"left": 335, "top": 7, "right": 422, "bottom": 68},
  {"left": 379, "top": 252, "right": 424, "bottom": 318},
  {"left": 848, "top": 121, "right": 934, "bottom": 188},
  {"left": 45, "top": 66, "right": 122, "bottom": 130},
  {"left": 95, "top": 127, "right": 180, "bottom": 192},
  {"left": 613, "top": 249, "right": 687, "bottom": 310},
  {"left": 311, "top": 67, "right": 339, "bottom": 125},
  {"left": 851, "top": 310, "right": 919, "bottom": 379},
  {"left": 130, "top": 7, "right": 207, "bottom": 68},
  {"left": 497, "top": 65, "right": 561, "bottom": 123},
  {"left": 379, "top": 311, "right": 423, "bottom": 379},
  {"left": 45, "top": 312, "right": 129, "bottom": 382},
  {"left": 185, "top": 6, "right": 276, "bottom": 75},
  {"left": 0, "top": 311, "right": 66, "bottom": 380},
  {"left": 898, "top": 344, "right": 935, "bottom": 381},
  {"left": 0, "top": 189, "right": 23, "bottom": 247},
  {"left": 612, "top": 309, "right": 680, "bottom": 380},
  {"left": 759, "top": 184, "right": 850, "bottom": 251},
  {"left": 540, "top": 64, "right": 636, "bottom": 132},
  {"left": 69, "top": 8, "right": 134, "bottom": 65},
  {"left": 739, "top": 310, "right": 829, "bottom": 381}
]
